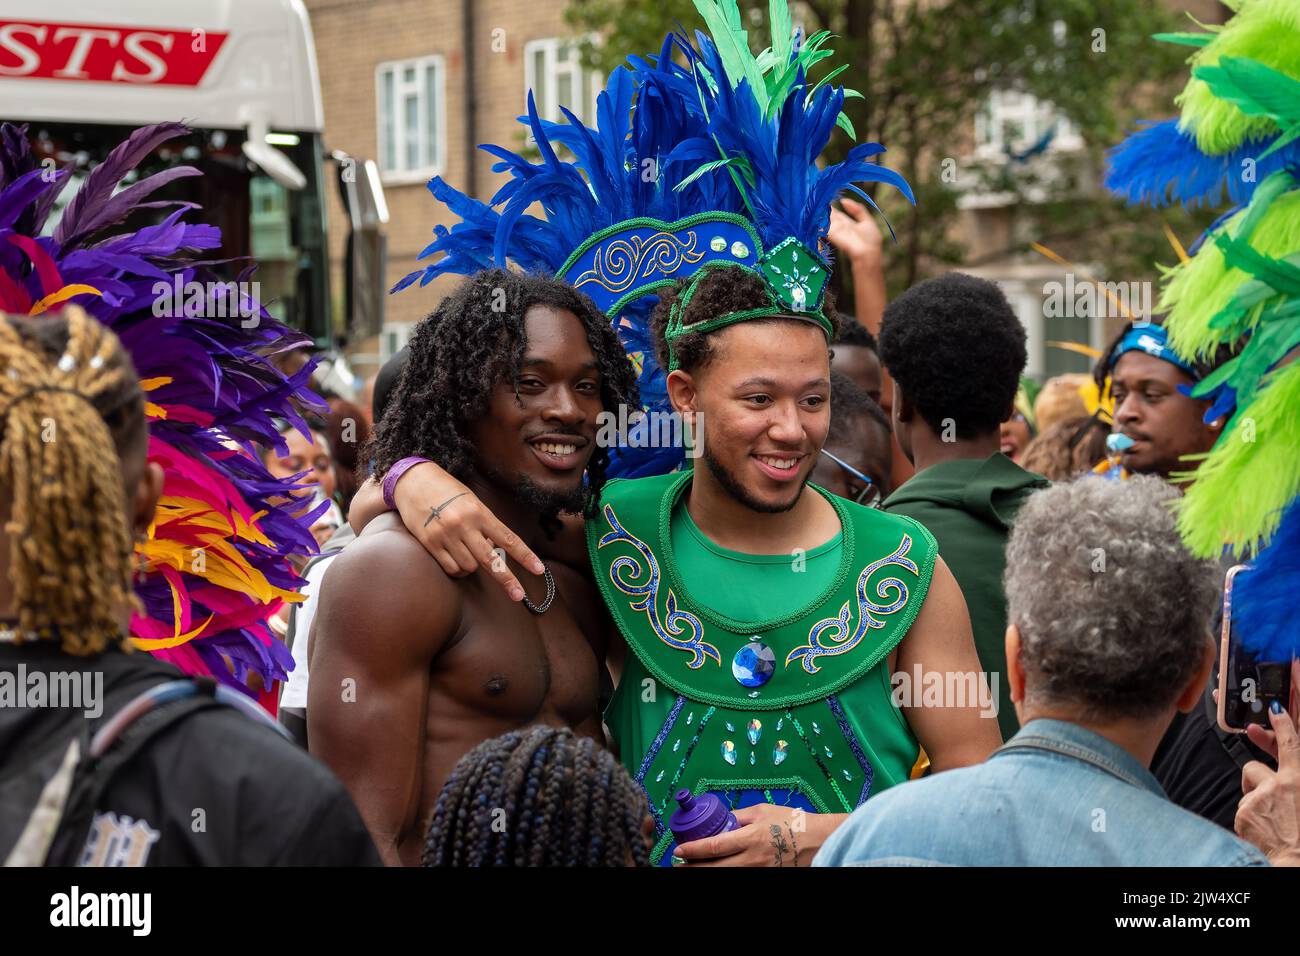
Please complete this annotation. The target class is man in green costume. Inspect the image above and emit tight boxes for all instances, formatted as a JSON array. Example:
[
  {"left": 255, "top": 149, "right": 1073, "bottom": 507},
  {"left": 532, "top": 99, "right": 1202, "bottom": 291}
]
[
  {"left": 347, "top": 0, "right": 1000, "bottom": 865},
  {"left": 350, "top": 264, "right": 1000, "bottom": 866}
]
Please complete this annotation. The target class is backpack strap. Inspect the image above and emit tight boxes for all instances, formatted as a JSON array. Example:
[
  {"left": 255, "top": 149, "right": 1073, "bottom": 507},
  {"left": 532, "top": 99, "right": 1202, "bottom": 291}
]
[
  {"left": 2, "top": 737, "right": 82, "bottom": 866},
  {"left": 85, "top": 677, "right": 287, "bottom": 783}
]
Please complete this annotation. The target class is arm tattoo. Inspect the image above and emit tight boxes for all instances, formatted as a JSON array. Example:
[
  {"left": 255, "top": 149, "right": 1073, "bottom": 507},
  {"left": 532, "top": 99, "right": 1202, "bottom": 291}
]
[{"left": 787, "top": 822, "right": 801, "bottom": 867}]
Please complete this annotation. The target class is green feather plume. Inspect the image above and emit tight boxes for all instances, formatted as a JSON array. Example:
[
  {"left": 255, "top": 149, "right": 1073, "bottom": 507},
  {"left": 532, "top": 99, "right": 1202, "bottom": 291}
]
[
  {"left": 1160, "top": 183, "right": 1300, "bottom": 359},
  {"left": 691, "top": 0, "right": 859, "bottom": 133},
  {"left": 1174, "top": 0, "right": 1300, "bottom": 154},
  {"left": 693, "top": 0, "right": 770, "bottom": 113},
  {"left": 1175, "top": 358, "right": 1300, "bottom": 558}
]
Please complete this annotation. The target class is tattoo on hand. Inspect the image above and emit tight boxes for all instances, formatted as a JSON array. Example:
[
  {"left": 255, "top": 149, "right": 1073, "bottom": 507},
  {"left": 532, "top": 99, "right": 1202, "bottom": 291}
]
[
  {"left": 769, "top": 824, "right": 790, "bottom": 867},
  {"left": 787, "top": 822, "right": 800, "bottom": 867}
]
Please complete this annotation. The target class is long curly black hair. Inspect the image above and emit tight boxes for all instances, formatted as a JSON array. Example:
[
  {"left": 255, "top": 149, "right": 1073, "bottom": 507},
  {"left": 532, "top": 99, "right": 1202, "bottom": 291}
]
[
  {"left": 422, "top": 725, "right": 651, "bottom": 867},
  {"left": 370, "top": 269, "right": 638, "bottom": 518}
]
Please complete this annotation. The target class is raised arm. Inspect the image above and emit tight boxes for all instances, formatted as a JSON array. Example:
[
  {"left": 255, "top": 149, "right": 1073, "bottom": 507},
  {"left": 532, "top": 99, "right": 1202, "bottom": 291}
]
[
  {"left": 307, "top": 522, "right": 461, "bottom": 865},
  {"left": 894, "top": 555, "right": 1003, "bottom": 772},
  {"left": 348, "top": 460, "right": 544, "bottom": 601}
]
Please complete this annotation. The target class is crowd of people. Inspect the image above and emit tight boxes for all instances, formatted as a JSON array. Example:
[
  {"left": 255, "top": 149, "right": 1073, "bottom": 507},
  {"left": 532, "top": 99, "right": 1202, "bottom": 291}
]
[
  {"left": 3, "top": 247, "right": 1296, "bottom": 867},
  {"left": 2, "top": 0, "right": 1298, "bottom": 874}
]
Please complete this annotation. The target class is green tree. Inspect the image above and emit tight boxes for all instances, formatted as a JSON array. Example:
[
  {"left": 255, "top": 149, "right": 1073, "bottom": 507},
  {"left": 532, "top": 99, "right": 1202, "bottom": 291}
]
[{"left": 565, "top": 0, "right": 1212, "bottom": 297}]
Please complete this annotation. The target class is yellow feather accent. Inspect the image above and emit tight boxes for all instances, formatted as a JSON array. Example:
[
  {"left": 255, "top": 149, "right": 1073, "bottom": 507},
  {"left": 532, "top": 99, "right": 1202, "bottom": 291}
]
[{"left": 28, "top": 284, "right": 101, "bottom": 315}]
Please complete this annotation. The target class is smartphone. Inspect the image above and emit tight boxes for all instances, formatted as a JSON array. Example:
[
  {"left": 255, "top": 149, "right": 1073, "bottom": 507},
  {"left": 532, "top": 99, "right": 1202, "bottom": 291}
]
[{"left": 1217, "top": 563, "right": 1294, "bottom": 733}]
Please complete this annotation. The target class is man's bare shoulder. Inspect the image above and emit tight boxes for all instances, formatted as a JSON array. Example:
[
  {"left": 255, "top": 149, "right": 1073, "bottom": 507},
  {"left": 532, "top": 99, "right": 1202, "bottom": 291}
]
[{"left": 316, "top": 512, "right": 462, "bottom": 650}]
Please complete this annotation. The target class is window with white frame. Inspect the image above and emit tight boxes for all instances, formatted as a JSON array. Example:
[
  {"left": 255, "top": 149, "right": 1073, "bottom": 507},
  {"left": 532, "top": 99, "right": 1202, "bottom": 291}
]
[
  {"left": 376, "top": 56, "right": 446, "bottom": 182},
  {"left": 380, "top": 322, "right": 412, "bottom": 364},
  {"left": 524, "top": 38, "right": 602, "bottom": 128},
  {"left": 974, "top": 89, "right": 1083, "bottom": 161}
]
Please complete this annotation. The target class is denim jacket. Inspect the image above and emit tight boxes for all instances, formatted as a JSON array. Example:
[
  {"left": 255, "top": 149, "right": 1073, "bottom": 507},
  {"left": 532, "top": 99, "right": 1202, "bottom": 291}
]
[{"left": 814, "top": 718, "right": 1269, "bottom": 867}]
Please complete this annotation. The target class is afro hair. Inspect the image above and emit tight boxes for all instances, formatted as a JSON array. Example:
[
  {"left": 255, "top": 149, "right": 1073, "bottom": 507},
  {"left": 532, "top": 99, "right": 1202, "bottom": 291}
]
[{"left": 879, "top": 272, "right": 1027, "bottom": 439}]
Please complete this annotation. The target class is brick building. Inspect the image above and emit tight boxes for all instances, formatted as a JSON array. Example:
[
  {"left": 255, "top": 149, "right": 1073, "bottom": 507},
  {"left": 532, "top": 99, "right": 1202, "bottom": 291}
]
[
  {"left": 306, "top": 0, "right": 1229, "bottom": 380},
  {"left": 305, "top": 0, "right": 600, "bottom": 375}
]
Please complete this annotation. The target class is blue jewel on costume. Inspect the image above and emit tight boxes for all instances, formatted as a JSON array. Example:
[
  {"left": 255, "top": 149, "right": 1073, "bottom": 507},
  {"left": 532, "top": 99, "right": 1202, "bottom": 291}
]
[
  {"left": 726, "top": 721, "right": 735, "bottom": 732},
  {"left": 749, "top": 750, "right": 756, "bottom": 766},
  {"left": 656, "top": 770, "right": 665, "bottom": 782},
  {"left": 722, "top": 740, "right": 737, "bottom": 765},
  {"left": 773, "top": 740, "right": 789, "bottom": 766},
  {"left": 746, "top": 719, "right": 762, "bottom": 745},
  {"left": 672, "top": 739, "right": 681, "bottom": 752},
  {"left": 824, "top": 746, "right": 833, "bottom": 759},
  {"left": 732, "top": 637, "right": 775, "bottom": 687},
  {"left": 812, "top": 721, "right": 821, "bottom": 735}
]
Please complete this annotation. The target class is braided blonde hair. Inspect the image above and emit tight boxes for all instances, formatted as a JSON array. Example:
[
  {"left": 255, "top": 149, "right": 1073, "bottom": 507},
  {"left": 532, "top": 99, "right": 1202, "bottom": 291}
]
[{"left": 0, "top": 307, "right": 145, "bottom": 654}]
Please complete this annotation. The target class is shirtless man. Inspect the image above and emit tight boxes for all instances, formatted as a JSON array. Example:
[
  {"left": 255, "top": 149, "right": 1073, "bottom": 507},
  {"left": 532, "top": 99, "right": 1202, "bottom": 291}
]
[{"left": 306, "top": 269, "right": 637, "bottom": 865}]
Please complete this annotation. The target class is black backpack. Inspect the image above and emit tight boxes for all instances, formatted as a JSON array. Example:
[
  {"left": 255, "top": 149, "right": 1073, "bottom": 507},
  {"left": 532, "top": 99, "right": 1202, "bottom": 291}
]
[{"left": 2, "top": 675, "right": 288, "bottom": 866}]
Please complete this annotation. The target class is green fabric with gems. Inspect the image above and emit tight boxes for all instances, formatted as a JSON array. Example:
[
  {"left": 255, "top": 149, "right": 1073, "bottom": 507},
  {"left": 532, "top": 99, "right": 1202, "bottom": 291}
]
[{"left": 591, "top": 471, "right": 935, "bottom": 861}]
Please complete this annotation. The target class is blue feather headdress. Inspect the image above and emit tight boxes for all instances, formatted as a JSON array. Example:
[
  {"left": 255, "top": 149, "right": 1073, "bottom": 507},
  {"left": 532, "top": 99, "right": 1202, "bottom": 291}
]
[{"left": 396, "top": 0, "right": 913, "bottom": 477}]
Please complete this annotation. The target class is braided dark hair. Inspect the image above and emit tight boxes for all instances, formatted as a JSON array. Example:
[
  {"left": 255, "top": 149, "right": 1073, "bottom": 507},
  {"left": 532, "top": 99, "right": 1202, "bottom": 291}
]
[
  {"left": 423, "top": 726, "right": 650, "bottom": 867},
  {"left": 370, "top": 269, "right": 638, "bottom": 519},
  {"left": 0, "top": 308, "right": 145, "bottom": 654}
]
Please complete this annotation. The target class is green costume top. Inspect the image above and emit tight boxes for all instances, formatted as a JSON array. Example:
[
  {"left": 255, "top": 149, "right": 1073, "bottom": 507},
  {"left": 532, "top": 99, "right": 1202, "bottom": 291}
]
[{"left": 589, "top": 471, "right": 937, "bottom": 864}]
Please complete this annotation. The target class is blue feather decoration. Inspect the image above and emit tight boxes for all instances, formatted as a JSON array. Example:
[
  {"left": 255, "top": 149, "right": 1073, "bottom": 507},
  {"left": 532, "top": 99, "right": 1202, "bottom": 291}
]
[
  {"left": 1106, "top": 119, "right": 1300, "bottom": 209},
  {"left": 1236, "top": 502, "right": 1300, "bottom": 660},
  {"left": 395, "top": 2, "right": 911, "bottom": 479}
]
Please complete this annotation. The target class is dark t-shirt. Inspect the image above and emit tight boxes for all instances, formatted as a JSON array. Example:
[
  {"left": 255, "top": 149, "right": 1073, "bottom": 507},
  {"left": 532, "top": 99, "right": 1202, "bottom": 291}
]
[
  {"left": 1151, "top": 666, "right": 1272, "bottom": 832},
  {"left": 0, "top": 642, "right": 380, "bottom": 866}
]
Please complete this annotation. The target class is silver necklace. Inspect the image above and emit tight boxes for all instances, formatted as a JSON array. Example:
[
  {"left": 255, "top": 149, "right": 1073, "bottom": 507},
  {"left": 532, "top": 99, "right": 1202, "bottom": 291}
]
[{"left": 523, "top": 565, "right": 556, "bottom": 615}]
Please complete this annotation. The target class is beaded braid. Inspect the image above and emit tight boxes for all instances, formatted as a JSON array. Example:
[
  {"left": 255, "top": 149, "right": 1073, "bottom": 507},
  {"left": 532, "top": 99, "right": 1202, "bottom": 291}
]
[
  {"left": 424, "top": 725, "right": 649, "bottom": 867},
  {"left": 0, "top": 309, "right": 144, "bottom": 655}
]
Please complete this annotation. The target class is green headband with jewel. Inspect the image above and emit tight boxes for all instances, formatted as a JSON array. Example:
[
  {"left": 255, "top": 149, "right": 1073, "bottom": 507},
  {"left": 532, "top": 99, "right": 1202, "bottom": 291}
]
[{"left": 664, "top": 237, "right": 834, "bottom": 372}]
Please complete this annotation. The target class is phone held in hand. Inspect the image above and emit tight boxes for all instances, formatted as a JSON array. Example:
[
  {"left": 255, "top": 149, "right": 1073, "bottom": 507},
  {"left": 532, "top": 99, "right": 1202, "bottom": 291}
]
[{"left": 1217, "top": 563, "right": 1295, "bottom": 734}]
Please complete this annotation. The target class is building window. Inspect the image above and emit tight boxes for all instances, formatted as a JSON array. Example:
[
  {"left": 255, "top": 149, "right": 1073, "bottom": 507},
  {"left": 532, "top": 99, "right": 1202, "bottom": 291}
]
[
  {"left": 380, "top": 322, "right": 412, "bottom": 364},
  {"left": 524, "top": 38, "right": 602, "bottom": 128},
  {"left": 973, "top": 89, "right": 1083, "bottom": 161},
  {"left": 376, "top": 56, "right": 445, "bottom": 183}
]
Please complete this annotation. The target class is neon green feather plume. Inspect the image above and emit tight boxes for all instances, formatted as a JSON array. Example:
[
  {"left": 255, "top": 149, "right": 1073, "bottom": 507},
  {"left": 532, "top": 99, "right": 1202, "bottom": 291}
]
[
  {"left": 692, "top": 0, "right": 859, "bottom": 133},
  {"left": 1160, "top": 183, "right": 1300, "bottom": 359},
  {"left": 1174, "top": 0, "right": 1300, "bottom": 154},
  {"left": 1175, "top": 358, "right": 1300, "bottom": 558}
]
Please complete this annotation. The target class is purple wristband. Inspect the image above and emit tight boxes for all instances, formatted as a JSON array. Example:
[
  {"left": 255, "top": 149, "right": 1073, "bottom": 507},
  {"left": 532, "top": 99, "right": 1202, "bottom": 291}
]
[{"left": 382, "top": 456, "right": 430, "bottom": 510}]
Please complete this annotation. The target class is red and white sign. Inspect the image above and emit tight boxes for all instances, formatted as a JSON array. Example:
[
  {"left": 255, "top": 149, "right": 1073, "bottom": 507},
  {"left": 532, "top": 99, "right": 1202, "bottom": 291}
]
[{"left": 0, "top": 20, "right": 227, "bottom": 86}]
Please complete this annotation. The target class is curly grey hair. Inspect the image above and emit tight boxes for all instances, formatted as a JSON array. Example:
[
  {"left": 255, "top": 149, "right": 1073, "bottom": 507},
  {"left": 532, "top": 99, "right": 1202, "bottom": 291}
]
[{"left": 1003, "top": 475, "right": 1219, "bottom": 720}]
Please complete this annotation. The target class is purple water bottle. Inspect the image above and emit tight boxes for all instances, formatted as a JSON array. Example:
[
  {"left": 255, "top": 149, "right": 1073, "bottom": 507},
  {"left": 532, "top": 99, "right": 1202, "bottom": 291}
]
[{"left": 668, "top": 788, "right": 739, "bottom": 845}]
